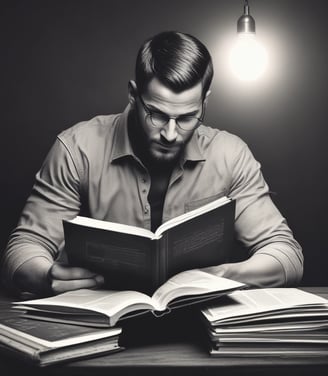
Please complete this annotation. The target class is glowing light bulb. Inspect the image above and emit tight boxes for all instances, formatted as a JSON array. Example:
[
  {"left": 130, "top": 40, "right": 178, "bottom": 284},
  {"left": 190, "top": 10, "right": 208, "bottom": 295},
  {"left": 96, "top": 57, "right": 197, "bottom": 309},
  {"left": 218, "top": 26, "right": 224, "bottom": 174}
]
[{"left": 229, "top": 34, "right": 268, "bottom": 81}]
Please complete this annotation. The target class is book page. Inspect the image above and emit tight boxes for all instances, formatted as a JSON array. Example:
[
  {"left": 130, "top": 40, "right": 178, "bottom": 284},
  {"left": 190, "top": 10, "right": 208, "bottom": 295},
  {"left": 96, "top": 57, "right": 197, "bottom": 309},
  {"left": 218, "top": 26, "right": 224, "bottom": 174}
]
[
  {"left": 210, "top": 348, "right": 328, "bottom": 357},
  {"left": 155, "top": 196, "right": 230, "bottom": 237},
  {"left": 202, "top": 288, "right": 328, "bottom": 324},
  {"left": 68, "top": 216, "right": 155, "bottom": 239},
  {"left": 211, "top": 320, "right": 328, "bottom": 333},
  {"left": 150, "top": 269, "right": 245, "bottom": 311},
  {"left": 68, "top": 196, "right": 230, "bottom": 240}
]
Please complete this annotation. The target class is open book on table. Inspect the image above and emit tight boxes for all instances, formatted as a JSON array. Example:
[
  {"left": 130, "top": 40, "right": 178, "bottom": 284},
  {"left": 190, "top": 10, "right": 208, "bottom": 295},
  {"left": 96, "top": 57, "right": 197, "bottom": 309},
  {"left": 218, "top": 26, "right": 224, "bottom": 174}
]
[
  {"left": 201, "top": 288, "right": 328, "bottom": 327},
  {"left": 13, "top": 269, "right": 246, "bottom": 328},
  {"left": 63, "top": 196, "right": 235, "bottom": 294}
]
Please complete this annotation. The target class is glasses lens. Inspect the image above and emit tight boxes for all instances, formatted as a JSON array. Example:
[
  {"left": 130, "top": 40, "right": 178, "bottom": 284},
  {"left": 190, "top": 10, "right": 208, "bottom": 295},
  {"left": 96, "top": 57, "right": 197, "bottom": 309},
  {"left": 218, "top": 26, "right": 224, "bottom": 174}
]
[
  {"left": 177, "top": 116, "right": 200, "bottom": 131},
  {"left": 149, "top": 113, "right": 169, "bottom": 127}
]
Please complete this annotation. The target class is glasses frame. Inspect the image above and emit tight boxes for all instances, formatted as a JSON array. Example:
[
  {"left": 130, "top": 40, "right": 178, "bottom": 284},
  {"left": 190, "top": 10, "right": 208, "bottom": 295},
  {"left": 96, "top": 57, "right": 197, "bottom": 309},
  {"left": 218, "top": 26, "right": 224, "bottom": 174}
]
[{"left": 138, "top": 95, "right": 205, "bottom": 132}]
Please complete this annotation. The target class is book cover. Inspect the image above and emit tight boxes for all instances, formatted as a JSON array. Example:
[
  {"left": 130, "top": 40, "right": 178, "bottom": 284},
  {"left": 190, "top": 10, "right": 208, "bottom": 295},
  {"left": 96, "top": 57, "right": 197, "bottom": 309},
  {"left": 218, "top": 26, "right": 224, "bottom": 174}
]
[{"left": 0, "top": 312, "right": 122, "bottom": 366}]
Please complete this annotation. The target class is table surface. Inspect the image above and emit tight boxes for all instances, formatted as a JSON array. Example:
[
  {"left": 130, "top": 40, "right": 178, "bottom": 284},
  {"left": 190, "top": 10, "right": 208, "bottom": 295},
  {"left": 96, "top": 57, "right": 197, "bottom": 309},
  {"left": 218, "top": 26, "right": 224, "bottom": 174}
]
[{"left": 1, "top": 287, "right": 328, "bottom": 376}]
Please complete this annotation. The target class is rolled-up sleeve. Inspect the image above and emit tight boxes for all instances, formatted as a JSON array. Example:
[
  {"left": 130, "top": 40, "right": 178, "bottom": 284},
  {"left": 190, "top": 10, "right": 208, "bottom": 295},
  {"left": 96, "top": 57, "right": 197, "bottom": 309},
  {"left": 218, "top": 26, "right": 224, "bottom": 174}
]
[
  {"left": 229, "top": 139, "right": 303, "bottom": 286},
  {"left": 1, "top": 138, "right": 82, "bottom": 291}
]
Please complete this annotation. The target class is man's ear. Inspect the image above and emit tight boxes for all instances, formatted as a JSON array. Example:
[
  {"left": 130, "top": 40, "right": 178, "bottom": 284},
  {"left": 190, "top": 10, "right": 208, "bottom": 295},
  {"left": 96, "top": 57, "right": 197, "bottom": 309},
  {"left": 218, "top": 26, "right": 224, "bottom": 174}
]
[
  {"left": 203, "top": 89, "right": 211, "bottom": 108},
  {"left": 128, "top": 80, "right": 138, "bottom": 108}
]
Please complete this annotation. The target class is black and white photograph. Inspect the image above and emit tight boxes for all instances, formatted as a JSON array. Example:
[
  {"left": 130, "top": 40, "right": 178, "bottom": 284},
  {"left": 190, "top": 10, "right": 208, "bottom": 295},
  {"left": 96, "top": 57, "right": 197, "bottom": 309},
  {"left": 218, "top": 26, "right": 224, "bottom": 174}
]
[{"left": 1, "top": 0, "right": 328, "bottom": 374}]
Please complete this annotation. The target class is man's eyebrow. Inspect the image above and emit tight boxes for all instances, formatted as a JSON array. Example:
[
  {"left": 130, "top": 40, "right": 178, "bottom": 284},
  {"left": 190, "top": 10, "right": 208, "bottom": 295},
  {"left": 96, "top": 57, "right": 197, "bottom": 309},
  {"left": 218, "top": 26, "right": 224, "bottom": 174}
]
[{"left": 146, "top": 103, "right": 200, "bottom": 117}]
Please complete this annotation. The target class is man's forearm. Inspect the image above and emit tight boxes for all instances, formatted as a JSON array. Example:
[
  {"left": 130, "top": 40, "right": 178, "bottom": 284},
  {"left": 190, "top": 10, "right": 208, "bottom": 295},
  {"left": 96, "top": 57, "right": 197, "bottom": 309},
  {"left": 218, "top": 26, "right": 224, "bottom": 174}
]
[
  {"left": 230, "top": 253, "right": 288, "bottom": 287},
  {"left": 13, "top": 257, "right": 52, "bottom": 296},
  {"left": 204, "top": 253, "right": 289, "bottom": 287}
]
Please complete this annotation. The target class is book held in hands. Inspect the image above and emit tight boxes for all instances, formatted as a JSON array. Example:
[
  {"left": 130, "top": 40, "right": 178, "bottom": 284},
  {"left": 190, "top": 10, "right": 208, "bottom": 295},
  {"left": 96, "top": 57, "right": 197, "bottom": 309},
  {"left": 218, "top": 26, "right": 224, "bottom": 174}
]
[
  {"left": 63, "top": 196, "right": 235, "bottom": 294},
  {"left": 13, "top": 269, "right": 246, "bottom": 328}
]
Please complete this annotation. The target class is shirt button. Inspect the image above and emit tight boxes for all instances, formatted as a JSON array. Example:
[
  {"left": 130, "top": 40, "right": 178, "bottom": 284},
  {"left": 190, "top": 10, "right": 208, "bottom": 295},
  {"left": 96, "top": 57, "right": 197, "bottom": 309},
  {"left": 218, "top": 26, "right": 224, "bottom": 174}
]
[
  {"left": 142, "top": 189, "right": 147, "bottom": 194},
  {"left": 144, "top": 206, "right": 149, "bottom": 214}
]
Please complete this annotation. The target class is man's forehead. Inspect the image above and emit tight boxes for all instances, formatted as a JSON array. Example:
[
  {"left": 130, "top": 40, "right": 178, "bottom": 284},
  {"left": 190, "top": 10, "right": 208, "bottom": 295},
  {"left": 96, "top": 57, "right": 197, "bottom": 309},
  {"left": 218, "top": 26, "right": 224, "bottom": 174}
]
[{"left": 142, "top": 78, "right": 203, "bottom": 109}]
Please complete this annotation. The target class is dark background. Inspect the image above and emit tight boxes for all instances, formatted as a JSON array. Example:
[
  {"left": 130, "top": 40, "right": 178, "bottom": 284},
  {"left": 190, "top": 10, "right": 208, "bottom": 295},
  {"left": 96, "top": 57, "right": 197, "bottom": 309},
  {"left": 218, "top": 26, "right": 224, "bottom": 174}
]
[{"left": 1, "top": 0, "right": 327, "bottom": 286}]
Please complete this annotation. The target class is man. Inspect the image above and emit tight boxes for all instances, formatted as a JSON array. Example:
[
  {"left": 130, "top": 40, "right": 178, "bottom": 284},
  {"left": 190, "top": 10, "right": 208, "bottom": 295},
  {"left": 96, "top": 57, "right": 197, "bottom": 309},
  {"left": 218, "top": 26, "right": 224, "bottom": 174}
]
[{"left": 0, "top": 31, "right": 303, "bottom": 297}]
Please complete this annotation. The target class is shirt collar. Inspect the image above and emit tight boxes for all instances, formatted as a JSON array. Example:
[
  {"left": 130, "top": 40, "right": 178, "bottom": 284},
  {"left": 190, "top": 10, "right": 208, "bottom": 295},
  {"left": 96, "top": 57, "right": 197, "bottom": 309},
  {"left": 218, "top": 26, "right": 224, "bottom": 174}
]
[
  {"left": 110, "top": 105, "right": 135, "bottom": 162},
  {"left": 111, "top": 105, "right": 206, "bottom": 163},
  {"left": 182, "top": 129, "right": 205, "bottom": 163}
]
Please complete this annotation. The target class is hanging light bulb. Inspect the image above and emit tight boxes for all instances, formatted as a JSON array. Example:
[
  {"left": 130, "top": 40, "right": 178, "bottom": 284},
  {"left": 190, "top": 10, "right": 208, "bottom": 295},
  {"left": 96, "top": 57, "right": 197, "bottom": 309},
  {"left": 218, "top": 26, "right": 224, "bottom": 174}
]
[{"left": 229, "top": 0, "right": 268, "bottom": 81}]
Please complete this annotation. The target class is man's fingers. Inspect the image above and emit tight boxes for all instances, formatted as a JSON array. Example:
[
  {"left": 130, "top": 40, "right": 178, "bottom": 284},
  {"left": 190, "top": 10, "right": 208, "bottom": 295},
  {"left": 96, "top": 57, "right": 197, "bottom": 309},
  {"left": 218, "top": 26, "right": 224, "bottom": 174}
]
[
  {"left": 49, "top": 262, "right": 101, "bottom": 280},
  {"left": 47, "top": 262, "right": 105, "bottom": 295},
  {"left": 51, "top": 276, "right": 105, "bottom": 295}
]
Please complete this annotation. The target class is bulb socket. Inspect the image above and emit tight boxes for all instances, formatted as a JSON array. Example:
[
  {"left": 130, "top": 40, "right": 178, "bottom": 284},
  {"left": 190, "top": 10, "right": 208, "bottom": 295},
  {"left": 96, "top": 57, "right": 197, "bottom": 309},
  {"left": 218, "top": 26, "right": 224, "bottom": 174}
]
[{"left": 237, "top": 5, "right": 256, "bottom": 33}]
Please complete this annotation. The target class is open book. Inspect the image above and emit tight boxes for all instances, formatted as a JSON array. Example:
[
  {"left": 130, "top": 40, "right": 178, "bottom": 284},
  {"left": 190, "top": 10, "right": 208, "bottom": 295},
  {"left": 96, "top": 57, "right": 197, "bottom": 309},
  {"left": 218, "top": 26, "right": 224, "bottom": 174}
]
[
  {"left": 13, "top": 269, "right": 246, "bottom": 328},
  {"left": 201, "top": 288, "right": 328, "bottom": 326},
  {"left": 63, "top": 196, "right": 235, "bottom": 294}
]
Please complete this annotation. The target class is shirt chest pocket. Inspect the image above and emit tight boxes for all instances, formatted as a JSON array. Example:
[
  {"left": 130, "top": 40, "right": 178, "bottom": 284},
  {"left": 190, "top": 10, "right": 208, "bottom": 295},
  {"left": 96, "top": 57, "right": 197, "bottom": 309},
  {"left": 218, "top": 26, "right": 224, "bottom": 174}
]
[{"left": 184, "top": 191, "right": 227, "bottom": 212}]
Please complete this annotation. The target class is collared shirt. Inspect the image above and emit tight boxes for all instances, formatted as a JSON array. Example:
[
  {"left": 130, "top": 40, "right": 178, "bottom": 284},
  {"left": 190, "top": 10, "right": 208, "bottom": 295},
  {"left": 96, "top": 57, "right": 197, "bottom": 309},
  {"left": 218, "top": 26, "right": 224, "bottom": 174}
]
[{"left": 1, "top": 106, "right": 303, "bottom": 290}]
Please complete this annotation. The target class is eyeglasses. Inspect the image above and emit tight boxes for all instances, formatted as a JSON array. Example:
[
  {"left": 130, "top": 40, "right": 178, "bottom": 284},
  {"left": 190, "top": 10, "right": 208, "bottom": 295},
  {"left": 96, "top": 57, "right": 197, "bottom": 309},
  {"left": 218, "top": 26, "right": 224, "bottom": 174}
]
[{"left": 138, "top": 95, "right": 204, "bottom": 131}]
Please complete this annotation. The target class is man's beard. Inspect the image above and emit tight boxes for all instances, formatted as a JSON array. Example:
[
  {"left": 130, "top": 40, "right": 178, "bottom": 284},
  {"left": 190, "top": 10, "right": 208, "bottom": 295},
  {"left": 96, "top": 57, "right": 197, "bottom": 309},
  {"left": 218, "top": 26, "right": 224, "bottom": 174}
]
[
  {"left": 129, "top": 110, "right": 185, "bottom": 167},
  {"left": 147, "top": 139, "right": 184, "bottom": 164}
]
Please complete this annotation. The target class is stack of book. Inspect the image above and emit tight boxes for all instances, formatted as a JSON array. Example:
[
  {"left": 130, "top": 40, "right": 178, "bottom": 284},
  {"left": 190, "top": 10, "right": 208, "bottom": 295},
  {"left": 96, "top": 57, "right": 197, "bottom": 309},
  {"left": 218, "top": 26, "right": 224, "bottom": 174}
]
[
  {"left": 0, "top": 306, "right": 123, "bottom": 367},
  {"left": 201, "top": 288, "right": 328, "bottom": 357},
  {"left": 3, "top": 269, "right": 245, "bottom": 366}
]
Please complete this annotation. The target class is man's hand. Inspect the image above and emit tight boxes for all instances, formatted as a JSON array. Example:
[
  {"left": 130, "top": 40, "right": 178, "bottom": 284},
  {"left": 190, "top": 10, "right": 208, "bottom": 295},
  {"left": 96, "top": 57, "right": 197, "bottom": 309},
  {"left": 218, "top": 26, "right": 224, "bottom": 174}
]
[
  {"left": 48, "top": 261, "right": 105, "bottom": 295},
  {"left": 48, "top": 262, "right": 104, "bottom": 295},
  {"left": 13, "top": 257, "right": 104, "bottom": 297}
]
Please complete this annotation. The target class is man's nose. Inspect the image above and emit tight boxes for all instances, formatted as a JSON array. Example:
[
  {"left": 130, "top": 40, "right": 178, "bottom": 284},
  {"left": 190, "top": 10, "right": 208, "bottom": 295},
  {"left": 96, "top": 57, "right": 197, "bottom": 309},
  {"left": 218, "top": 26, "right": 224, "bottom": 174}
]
[{"left": 160, "top": 118, "right": 178, "bottom": 143}]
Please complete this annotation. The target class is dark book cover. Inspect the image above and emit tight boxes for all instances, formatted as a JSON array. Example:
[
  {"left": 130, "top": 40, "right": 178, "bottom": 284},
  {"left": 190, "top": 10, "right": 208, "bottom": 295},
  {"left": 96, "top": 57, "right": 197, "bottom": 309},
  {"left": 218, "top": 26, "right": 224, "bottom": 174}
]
[{"left": 0, "top": 312, "right": 122, "bottom": 366}]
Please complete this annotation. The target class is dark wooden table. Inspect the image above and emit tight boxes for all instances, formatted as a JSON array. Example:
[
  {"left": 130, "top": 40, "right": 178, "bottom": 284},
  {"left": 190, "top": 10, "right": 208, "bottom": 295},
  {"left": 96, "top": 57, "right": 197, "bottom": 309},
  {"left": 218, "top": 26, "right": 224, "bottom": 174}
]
[{"left": 1, "top": 287, "right": 328, "bottom": 376}]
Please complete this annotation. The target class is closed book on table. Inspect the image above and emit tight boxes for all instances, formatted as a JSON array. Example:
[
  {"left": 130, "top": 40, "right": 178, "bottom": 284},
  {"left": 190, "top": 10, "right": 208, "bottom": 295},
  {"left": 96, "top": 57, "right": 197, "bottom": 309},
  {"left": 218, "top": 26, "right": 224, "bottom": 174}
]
[{"left": 0, "top": 312, "right": 122, "bottom": 367}]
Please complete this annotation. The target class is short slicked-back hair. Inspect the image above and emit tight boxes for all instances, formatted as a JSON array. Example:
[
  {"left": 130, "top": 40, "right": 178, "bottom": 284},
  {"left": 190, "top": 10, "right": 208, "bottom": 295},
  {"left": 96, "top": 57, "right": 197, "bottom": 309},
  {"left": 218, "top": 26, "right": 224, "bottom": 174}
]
[{"left": 135, "top": 31, "right": 214, "bottom": 98}]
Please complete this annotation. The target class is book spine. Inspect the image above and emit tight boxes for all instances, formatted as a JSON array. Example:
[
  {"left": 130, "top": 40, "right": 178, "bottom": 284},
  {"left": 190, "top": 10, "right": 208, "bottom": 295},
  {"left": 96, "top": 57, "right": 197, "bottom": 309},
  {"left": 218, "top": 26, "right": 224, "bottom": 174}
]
[
  {"left": 157, "top": 234, "right": 168, "bottom": 287},
  {"left": 0, "top": 327, "right": 49, "bottom": 350},
  {"left": 0, "top": 334, "right": 40, "bottom": 364},
  {"left": 151, "top": 240, "right": 159, "bottom": 290}
]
